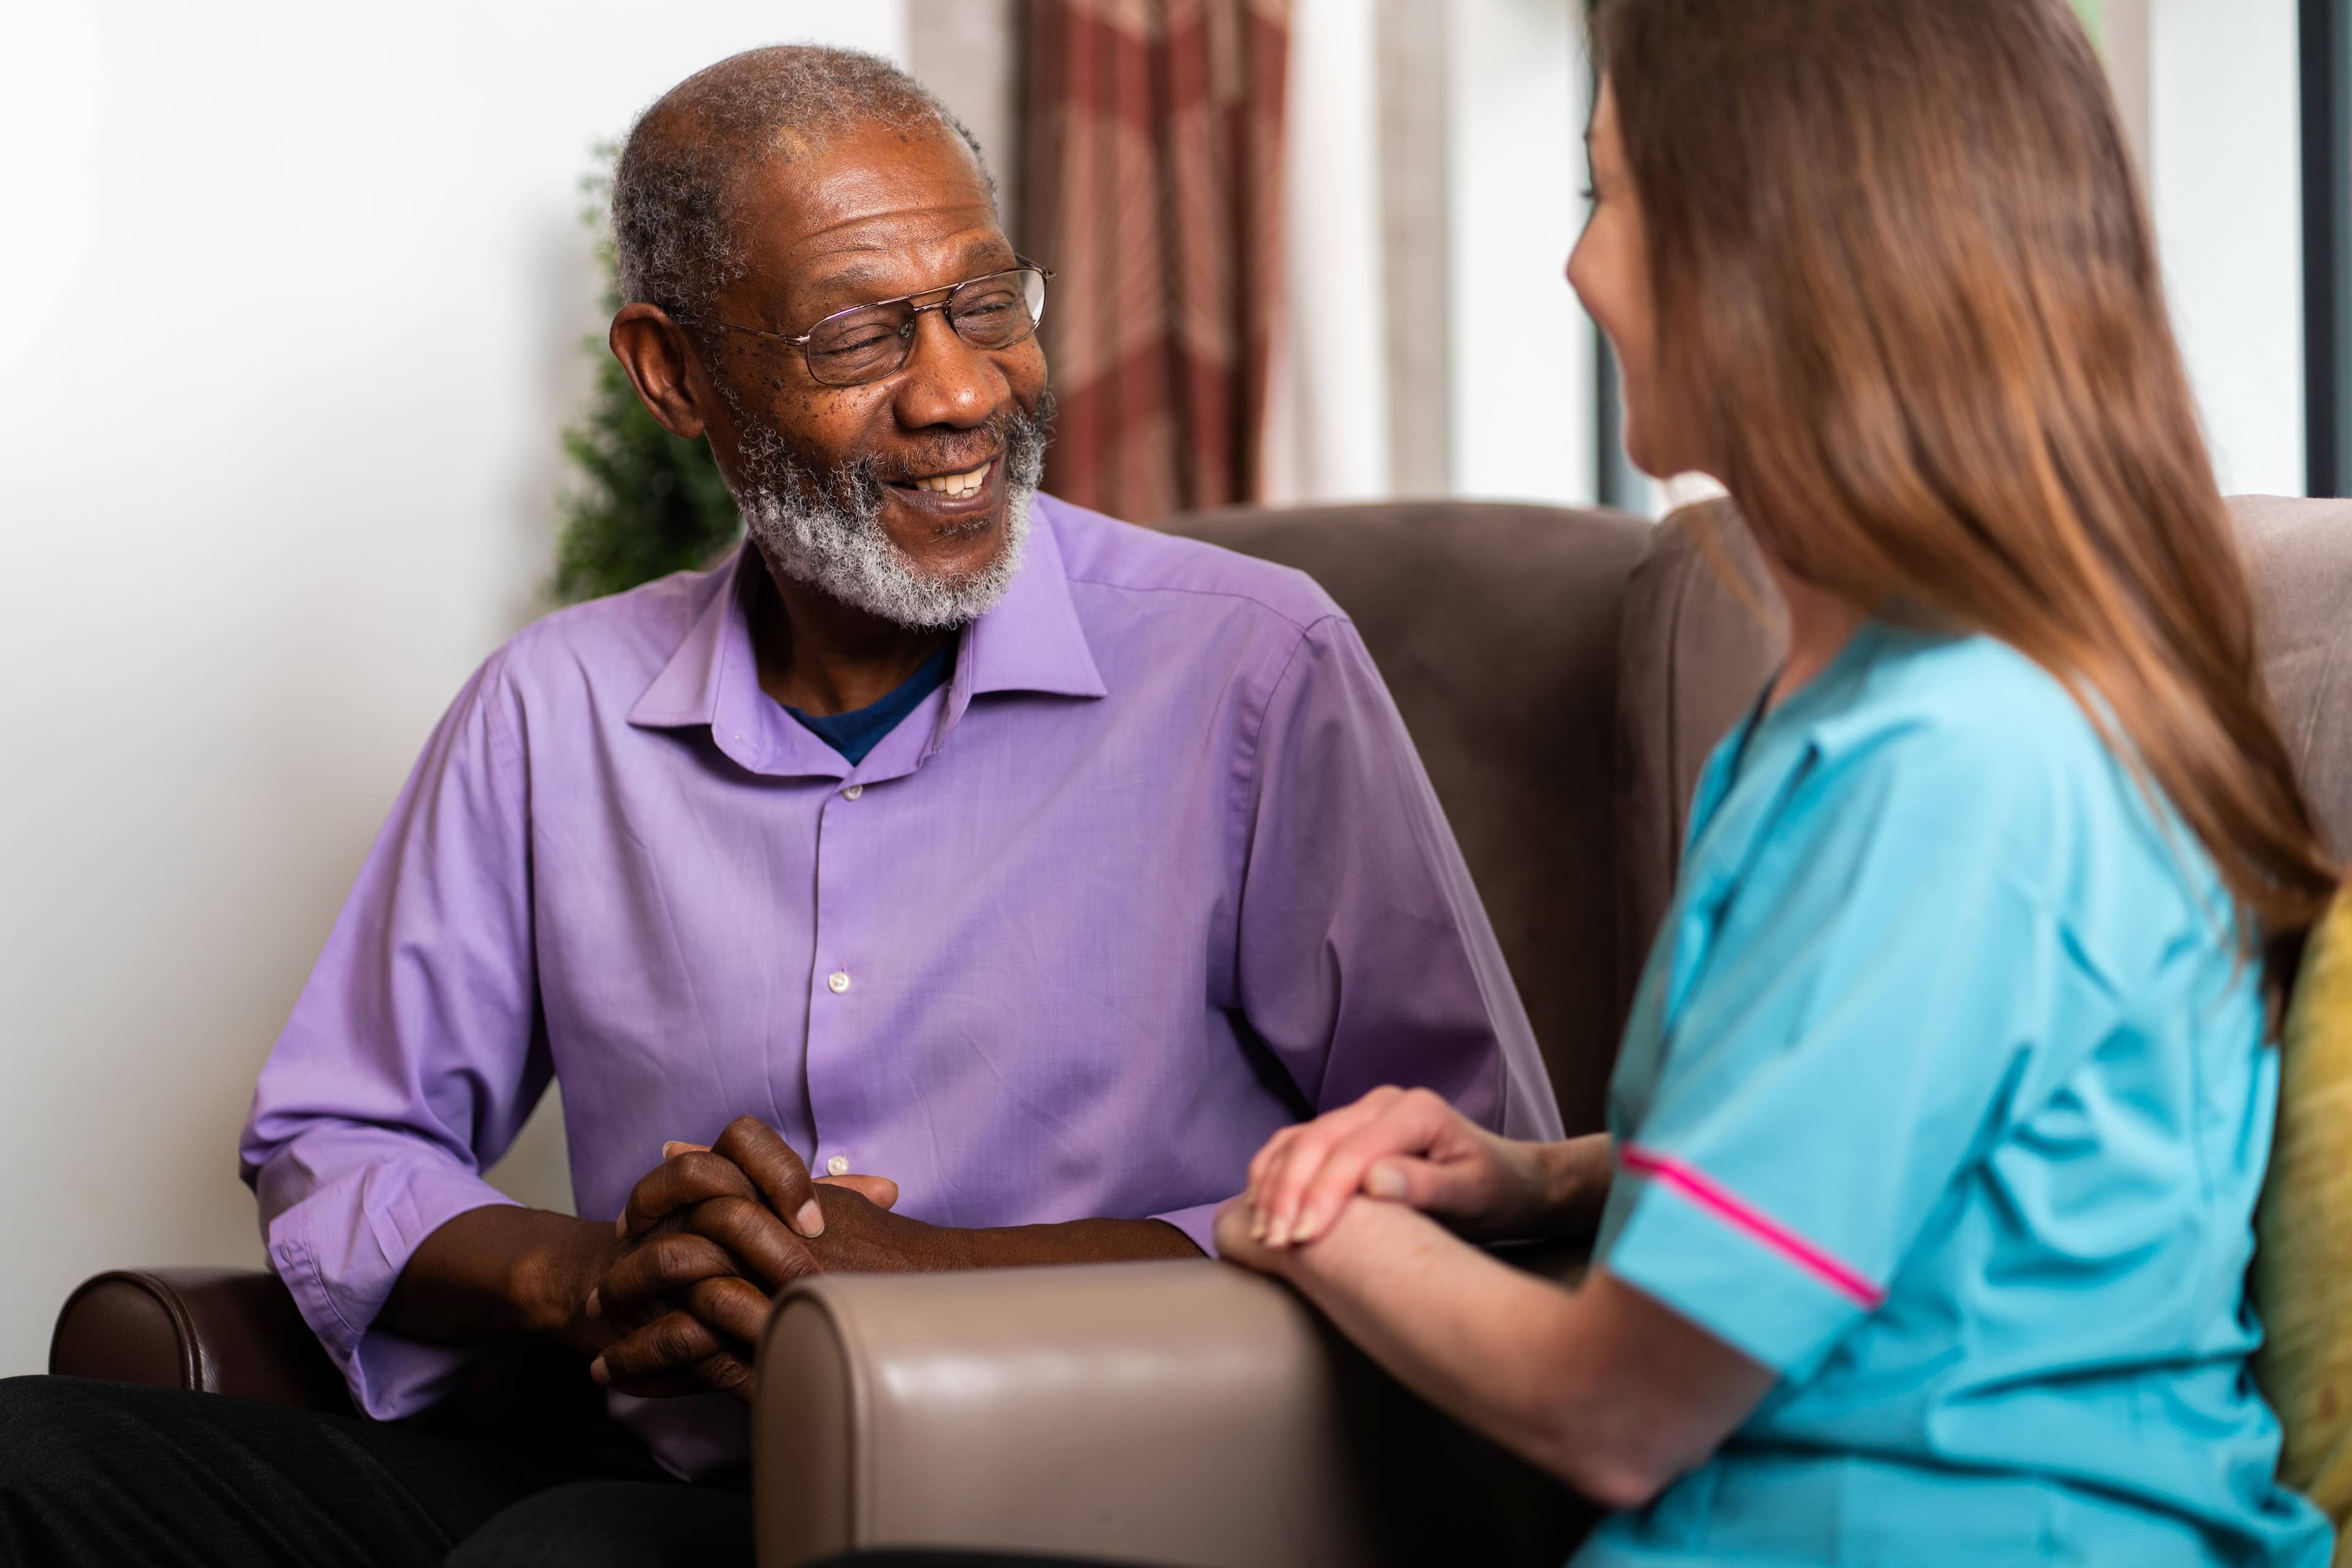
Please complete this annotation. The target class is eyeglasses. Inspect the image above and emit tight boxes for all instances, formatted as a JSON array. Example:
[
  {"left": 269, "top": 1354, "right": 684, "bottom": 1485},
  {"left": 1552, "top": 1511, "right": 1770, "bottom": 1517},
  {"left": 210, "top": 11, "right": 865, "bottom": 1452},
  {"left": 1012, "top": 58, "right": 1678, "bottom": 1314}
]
[{"left": 679, "top": 260, "right": 1053, "bottom": 388}]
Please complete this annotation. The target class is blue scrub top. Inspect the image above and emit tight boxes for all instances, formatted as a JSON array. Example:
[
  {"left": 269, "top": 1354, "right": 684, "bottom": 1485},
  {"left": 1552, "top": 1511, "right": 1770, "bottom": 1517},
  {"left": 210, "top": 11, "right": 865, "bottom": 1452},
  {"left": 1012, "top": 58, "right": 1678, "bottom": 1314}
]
[{"left": 1575, "top": 623, "right": 2330, "bottom": 1567}]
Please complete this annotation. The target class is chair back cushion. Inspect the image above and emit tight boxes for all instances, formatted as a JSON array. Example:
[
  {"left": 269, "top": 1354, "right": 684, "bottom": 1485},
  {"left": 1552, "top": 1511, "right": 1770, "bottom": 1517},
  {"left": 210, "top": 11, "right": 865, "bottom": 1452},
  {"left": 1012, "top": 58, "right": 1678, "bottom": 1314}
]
[
  {"left": 1168, "top": 493, "right": 2348, "bottom": 1139},
  {"left": 1161, "top": 502, "right": 1651, "bottom": 1133},
  {"left": 2234, "top": 495, "right": 2352, "bottom": 861}
]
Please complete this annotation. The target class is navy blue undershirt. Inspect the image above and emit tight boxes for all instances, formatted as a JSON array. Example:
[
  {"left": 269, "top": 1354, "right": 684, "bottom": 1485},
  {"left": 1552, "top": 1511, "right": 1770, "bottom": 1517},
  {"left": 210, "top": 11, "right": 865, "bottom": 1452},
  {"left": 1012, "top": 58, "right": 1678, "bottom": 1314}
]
[{"left": 780, "top": 637, "right": 957, "bottom": 765}]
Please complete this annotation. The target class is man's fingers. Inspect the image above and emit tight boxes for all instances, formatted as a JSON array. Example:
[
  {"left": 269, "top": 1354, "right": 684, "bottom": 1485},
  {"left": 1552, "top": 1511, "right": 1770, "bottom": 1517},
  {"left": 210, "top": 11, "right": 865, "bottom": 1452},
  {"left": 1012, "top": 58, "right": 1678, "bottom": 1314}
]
[
  {"left": 619, "top": 1150, "right": 760, "bottom": 1240},
  {"left": 817, "top": 1172, "right": 899, "bottom": 1210},
  {"left": 598, "top": 1231, "right": 742, "bottom": 1317},
  {"left": 595, "top": 1367, "right": 714, "bottom": 1400},
  {"left": 712, "top": 1116, "right": 826, "bottom": 1239},
  {"left": 682, "top": 1194, "right": 823, "bottom": 1291},
  {"left": 598, "top": 1351, "right": 755, "bottom": 1403},
  {"left": 591, "top": 1307, "right": 731, "bottom": 1389},
  {"left": 696, "top": 1349, "right": 758, "bottom": 1406},
  {"left": 684, "top": 1276, "right": 775, "bottom": 1346}
]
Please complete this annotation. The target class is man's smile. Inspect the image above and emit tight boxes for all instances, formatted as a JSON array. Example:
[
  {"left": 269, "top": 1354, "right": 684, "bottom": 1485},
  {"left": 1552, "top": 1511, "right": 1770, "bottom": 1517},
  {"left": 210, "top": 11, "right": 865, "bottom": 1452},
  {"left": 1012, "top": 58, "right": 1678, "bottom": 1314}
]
[
  {"left": 903, "top": 459, "right": 991, "bottom": 499},
  {"left": 886, "top": 452, "right": 1004, "bottom": 523}
]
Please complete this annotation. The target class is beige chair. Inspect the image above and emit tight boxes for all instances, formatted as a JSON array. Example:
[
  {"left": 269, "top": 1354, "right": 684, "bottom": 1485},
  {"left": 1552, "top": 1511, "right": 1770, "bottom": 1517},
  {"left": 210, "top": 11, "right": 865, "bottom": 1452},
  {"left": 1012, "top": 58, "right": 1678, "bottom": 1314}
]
[{"left": 50, "top": 496, "right": 2352, "bottom": 1568}]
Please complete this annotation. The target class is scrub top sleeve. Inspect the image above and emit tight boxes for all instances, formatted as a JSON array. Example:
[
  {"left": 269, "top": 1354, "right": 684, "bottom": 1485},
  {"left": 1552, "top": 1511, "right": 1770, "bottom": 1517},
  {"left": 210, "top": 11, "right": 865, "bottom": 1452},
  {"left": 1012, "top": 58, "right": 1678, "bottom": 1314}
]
[{"left": 1604, "top": 733, "right": 2111, "bottom": 1379}]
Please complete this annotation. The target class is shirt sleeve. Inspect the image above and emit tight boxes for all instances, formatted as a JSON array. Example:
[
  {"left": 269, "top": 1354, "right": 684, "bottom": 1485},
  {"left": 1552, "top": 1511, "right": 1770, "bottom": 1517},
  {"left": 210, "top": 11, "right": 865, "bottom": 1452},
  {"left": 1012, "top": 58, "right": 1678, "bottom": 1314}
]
[
  {"left": 239, "top": 650, "right": 548, "bottom": 1419},
  {"left": 1600, "top": 731, "right": 2119, "bottom": 1380},
  {"left": 1229, "top": 614, "right": 1564, "bottom": 1154}
]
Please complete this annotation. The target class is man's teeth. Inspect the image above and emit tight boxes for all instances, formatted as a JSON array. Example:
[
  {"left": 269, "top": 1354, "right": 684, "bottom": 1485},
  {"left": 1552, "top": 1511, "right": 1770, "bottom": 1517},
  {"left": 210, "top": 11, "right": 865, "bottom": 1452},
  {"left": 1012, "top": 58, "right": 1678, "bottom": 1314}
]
[{"left": 912, "top": 462, "right": 991, "bottom": 499}]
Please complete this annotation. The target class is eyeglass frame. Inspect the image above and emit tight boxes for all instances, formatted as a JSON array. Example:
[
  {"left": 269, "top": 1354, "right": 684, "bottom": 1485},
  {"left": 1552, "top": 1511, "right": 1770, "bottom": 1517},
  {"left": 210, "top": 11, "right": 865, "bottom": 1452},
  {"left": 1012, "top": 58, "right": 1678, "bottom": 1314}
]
[{"left": 672, "top": 257, "right": 1055, "bottom": 387}]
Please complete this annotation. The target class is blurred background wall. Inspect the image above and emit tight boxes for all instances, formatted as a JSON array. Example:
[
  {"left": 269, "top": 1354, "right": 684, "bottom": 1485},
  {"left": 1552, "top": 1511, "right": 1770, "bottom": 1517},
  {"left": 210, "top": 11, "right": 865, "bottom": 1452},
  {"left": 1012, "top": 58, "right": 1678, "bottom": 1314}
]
[
  {"left": 0, "top": 0, "right": 910, "bottom": 1379},
  {"left": 0, "top": 0, "right": 2328, "bottom": 1377}
]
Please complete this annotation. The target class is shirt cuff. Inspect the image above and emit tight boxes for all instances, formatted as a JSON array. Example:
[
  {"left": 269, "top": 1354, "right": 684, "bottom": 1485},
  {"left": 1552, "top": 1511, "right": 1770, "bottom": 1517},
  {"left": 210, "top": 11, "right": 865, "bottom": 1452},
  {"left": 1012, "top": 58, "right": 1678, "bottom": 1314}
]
[
  {"left": 266, "top": 1159, "right": 521, "bottom": 1419},
  {"left": 1149, "top": 1200, "right": 1226, "bottom": 1258},
  {"left": 1601, "top": 1147, "right": 1878, "bottom": 1378}
]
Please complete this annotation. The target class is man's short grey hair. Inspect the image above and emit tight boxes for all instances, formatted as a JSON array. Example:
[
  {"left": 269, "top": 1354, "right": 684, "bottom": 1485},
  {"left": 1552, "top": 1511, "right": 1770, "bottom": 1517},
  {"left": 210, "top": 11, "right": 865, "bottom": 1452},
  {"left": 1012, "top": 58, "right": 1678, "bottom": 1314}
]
[{"left": 612, "top": 45, "right": 994, "bottom": 318}]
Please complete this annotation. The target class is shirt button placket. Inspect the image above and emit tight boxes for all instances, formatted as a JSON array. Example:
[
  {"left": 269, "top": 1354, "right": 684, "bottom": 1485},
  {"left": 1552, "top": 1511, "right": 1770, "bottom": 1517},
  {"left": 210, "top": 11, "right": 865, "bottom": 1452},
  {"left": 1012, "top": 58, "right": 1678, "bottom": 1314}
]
[{"left": 807, "top": 780, "right": 863, "bottom": 1208}]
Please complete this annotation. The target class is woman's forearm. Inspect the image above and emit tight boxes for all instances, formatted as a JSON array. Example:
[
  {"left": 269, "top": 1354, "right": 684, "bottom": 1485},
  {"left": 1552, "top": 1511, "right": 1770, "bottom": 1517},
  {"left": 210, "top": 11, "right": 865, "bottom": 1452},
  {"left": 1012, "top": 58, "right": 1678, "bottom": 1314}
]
[
  {"left": 1235, "top": 1195, "right": 1770, "bottom": 1509},
  {"left": 1531, "top": 1132, "right": 1615, "bottom": 1237}
]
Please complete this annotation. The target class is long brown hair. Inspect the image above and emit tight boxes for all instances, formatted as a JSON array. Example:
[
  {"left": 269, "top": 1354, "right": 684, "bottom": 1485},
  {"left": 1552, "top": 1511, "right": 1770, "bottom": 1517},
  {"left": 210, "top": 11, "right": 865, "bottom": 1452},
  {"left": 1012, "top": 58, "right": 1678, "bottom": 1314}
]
[{"left": 1593, "top": 0, "right": 2340, "bottom": 1016}]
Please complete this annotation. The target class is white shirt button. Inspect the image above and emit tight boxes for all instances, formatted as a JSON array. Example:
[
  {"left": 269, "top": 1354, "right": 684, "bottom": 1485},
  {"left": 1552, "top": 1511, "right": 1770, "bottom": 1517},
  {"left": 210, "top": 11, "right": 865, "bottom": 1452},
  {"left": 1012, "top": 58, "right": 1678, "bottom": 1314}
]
[
  {"left": 827, "top": 1154, "right": 850, "bottom": 1176},
  {"left": 827, "top": 970, "right": 851, "bottom": 993},
  {"left": 842, "top": 783, "right": 863, "bottom": 799}
]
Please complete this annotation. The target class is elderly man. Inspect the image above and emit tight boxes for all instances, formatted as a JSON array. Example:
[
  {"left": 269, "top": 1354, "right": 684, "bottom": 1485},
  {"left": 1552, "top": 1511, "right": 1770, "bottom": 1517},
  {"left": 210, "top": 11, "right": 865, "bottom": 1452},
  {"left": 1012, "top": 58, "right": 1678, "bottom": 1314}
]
[{"left": 0, "top": 42, "right": 1555, "bottom": 1567}]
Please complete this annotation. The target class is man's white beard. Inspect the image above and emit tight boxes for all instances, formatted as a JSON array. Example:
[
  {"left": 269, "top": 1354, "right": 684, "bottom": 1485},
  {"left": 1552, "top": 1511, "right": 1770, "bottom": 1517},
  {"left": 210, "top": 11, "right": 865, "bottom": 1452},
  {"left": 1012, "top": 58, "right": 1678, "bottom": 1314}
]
[{"left": 728, "top": 406, "right": 1047, "bottom": 632}]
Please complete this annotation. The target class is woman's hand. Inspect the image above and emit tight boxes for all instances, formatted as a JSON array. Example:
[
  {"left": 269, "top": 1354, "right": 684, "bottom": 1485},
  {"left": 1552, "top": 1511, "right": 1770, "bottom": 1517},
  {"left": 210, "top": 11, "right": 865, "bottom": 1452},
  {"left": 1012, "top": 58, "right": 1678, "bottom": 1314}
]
[{"left": 1240, "top": 1085, "right": 1562, "bottom": 1248}]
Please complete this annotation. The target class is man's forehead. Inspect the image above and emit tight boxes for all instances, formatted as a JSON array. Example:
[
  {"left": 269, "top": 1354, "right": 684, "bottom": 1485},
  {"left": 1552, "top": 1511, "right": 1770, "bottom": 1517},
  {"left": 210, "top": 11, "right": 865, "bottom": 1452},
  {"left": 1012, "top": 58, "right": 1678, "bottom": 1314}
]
[{"left": 731, "top": 126, "right": 1006, "bottom": 303}]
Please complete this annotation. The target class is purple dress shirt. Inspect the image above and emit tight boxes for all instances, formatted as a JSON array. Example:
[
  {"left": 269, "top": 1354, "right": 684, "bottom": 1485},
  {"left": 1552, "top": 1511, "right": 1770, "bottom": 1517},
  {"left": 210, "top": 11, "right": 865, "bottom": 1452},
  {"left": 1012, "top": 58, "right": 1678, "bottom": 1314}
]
[{"left": 241, "top": 494, "right": 1561, "bottom": 1476}]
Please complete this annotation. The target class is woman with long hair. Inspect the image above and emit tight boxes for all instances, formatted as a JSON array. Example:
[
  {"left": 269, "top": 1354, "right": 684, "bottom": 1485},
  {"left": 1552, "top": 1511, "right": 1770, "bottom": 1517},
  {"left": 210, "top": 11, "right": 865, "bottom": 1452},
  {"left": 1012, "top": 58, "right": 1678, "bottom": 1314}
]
[{"left": 1225, "top": 0, "right": 2340, "bottom": 1561}]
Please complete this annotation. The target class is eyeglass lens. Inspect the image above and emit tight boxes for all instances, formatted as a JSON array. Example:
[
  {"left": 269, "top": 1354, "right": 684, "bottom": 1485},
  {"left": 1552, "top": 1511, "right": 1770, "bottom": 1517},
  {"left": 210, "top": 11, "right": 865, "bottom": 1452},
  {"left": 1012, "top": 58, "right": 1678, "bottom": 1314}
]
[{"left": 804, "top": 267, "right": 1049, "bottom": 386}]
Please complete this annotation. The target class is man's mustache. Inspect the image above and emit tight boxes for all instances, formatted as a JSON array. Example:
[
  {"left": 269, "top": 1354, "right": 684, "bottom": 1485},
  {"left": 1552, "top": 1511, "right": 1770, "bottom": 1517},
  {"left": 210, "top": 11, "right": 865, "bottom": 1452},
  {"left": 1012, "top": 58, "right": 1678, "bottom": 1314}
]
[{"left": 869, "top": 394, "right": 1057, "bottom": 487}]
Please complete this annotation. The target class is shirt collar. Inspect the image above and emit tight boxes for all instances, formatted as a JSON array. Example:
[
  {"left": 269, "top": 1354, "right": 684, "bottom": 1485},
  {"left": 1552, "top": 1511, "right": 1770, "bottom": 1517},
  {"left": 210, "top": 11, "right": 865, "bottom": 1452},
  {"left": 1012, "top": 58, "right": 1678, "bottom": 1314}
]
[
  {"left": 960, "top": 495, "right": 1108, "bottom": 701},
  {"left": 626, "top": 494, "right": 1107, "bottom": 740}
]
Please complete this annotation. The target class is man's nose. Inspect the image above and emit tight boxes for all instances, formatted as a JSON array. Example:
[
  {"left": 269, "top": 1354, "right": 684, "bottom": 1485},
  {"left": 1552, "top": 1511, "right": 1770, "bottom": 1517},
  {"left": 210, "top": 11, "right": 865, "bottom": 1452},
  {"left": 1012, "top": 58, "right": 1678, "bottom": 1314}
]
[{"left": 891, "top": 309, "right": 1005, "bottom": 429}]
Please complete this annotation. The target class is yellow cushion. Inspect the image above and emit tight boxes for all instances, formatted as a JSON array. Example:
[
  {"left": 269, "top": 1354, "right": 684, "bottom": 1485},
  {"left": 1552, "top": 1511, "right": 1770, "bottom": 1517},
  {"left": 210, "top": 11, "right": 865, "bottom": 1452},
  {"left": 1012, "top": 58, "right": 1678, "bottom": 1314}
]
[{"left": 2258, "top": 883, "right": 2352, "bottom": 1553}]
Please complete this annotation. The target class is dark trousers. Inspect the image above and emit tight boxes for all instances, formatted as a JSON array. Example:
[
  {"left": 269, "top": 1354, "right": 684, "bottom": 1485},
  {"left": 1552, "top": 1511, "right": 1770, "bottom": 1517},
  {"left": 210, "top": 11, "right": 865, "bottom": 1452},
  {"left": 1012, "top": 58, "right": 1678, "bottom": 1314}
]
[{"left": 0, "top": 1375, "right": 750, "bottom": 1567}]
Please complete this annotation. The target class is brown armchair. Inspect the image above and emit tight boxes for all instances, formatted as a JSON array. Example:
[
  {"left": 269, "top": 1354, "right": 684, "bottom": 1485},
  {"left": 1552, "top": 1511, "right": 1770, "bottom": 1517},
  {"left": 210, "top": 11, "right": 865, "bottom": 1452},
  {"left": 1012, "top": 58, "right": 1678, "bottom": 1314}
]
[{"left": 51, "top": 496, "right": 2352, "bottom": 1567}]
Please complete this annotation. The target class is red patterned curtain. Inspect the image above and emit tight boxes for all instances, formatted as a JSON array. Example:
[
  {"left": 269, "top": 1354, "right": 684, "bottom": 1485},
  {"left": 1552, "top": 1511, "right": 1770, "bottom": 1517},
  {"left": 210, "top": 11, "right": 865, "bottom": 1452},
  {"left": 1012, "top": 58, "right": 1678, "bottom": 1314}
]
[{"left": 1022, "top": 0, "right": 1290, "bottom": 523}]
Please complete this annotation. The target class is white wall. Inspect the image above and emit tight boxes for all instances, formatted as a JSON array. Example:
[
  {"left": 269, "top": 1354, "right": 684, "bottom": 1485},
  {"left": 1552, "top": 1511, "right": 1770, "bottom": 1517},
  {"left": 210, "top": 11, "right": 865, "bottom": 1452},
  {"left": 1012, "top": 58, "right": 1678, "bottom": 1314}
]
[
  {"left": 0, "top": 1, "right": 907, "bottom": 1378},
  {"left": 1263, "top": 0, "right": 1395, "bottom": 505},
  {"left": 1482, "top": 0, "right": 2308, "bottom": 516},
  {"left": 1446, "top": 0, "right": 1598, "bottom": 506},
  {"left": 2147, "top": 0, "right": 2306, "bottom": 497}
]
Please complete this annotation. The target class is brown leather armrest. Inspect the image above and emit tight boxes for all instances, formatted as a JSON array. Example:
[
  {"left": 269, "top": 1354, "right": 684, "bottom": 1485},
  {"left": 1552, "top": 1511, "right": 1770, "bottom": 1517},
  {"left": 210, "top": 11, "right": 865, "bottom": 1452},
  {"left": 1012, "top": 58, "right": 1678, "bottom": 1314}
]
[
  {"left": 48, "top": 1267, "right": 353, "bottom": 1414},
  {"left": 755, "top": 1259, "right": 1588, "bottom": 1568}
]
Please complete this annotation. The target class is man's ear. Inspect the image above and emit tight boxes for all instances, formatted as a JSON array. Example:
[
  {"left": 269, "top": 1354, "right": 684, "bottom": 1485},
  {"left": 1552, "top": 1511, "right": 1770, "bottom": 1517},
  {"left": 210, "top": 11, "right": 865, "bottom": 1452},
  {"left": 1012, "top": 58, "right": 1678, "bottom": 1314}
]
[{"left": 609, "top": 303, "right": 710, "bottom": 440}]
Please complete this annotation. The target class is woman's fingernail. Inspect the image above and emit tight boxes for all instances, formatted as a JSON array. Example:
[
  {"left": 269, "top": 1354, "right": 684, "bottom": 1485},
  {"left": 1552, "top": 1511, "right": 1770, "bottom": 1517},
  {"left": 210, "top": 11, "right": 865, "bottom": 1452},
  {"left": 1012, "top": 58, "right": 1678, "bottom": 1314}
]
[
  {"left": 585, "top": 1289, "right": 601, "bottom": 1321},
  {"left": 1265, "top": 1216, "right": 1292, "bottom": 1248},
  {"left": 1294, "top": 1210, "right": 1321, "bottom": 1241},
  {"left": 662, "top": 1141, "right": 688, "bottom": 1159},
  {"left": 614, "top": 1214, "right": 628, "bottom": 1239},
  {"left": 589, "top": 1357, "right": 611, "bottom": 1386},
  {"left": 794, "top": 1199, "right": 826, "bottom": 1238},
  {"left": 1366, "top": 1164, "right": 1408, "bottom": 1199}
]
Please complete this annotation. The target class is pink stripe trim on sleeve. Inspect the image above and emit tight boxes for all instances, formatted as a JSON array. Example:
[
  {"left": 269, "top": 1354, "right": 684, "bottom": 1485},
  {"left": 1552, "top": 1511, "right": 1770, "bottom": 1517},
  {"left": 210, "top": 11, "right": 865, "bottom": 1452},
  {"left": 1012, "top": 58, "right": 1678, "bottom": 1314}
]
[{"left": 1618, "top": 1143, "right": 1886, "bottom": 1309}]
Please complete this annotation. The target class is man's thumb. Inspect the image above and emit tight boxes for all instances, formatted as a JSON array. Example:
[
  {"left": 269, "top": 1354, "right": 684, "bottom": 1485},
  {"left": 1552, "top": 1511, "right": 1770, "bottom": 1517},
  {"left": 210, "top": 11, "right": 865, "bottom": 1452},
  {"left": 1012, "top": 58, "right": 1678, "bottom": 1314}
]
[{"left": 816, "top": 1172, "right": 900, "bottom": 1210}]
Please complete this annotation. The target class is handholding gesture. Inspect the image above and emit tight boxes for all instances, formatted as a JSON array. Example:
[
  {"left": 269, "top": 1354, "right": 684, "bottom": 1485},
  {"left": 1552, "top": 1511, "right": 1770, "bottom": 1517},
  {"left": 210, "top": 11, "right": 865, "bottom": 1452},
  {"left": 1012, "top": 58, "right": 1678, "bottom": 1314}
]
[{"left": 1240, "top": 1085, "right": 1597, "bottom": 1250}]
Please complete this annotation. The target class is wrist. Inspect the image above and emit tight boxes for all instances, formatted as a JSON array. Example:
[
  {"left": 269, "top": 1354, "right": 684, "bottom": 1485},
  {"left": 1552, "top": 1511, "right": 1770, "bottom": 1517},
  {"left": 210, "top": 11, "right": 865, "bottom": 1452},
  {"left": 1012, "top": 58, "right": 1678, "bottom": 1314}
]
[
  {"left": 510, "top": 1216, "right": 619, "bottom": 1341},
  {"left": 1536, "top": 1134, "right": 1613, "bottom": 1234}
]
